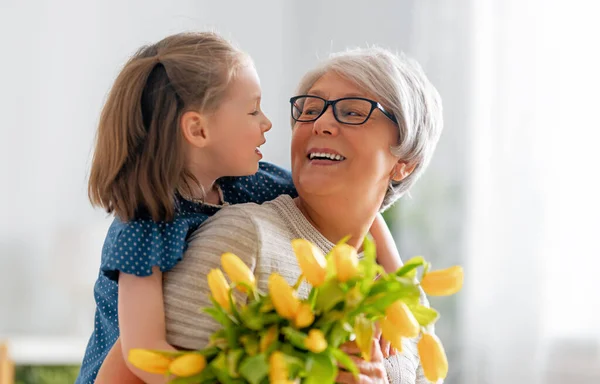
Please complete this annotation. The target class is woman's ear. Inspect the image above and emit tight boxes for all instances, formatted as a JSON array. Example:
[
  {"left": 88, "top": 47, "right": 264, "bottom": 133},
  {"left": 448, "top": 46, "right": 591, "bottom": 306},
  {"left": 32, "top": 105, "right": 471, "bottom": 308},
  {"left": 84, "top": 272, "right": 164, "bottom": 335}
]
[
  {"left": 181, "top": 110, "right": 210, "bottom": 148},
  {"left": 391, "top": 162, "right": 416, "bottom": 182}
]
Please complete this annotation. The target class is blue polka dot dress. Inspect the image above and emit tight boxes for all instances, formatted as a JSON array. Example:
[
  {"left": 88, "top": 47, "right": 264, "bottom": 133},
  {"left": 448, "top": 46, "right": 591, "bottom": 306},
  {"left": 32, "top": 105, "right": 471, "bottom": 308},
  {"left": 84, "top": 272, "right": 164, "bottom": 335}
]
[{"left": 76, "top": 162, "right": 297, "bottom": 384}]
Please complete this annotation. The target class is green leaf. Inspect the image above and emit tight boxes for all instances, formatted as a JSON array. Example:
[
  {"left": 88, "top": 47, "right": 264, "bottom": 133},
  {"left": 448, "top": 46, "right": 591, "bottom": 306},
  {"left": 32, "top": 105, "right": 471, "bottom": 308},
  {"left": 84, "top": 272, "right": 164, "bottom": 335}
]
[
  {"left": 210, "top": 352, "right": 236, "bottom": 384},
  {"left": 239, "top": 354, "right": 269, "bottom": 384},
  {"left": 228, "top": 289, "right": 242, "bottom": 322},
  {"left": 282, "top": 327, "right": 308, "bottom": 349},
  {"left": 198, "top": 346, "right": 220, "bottom": 360},
  {"left": 203, "top": 307, "right": 230, "bottom": 326},
  {"left": 304, "top": 353, "right": 337, "bottom": 384},
  {"left": 240, "top": 306, "right": 264, "bottom": 330},
  {"left": 367, "top": 276, "right": 419, "bottom": 297},
  {"left": 359, "top": 235, "right": 378, "bottom": 293},
  {"left": 240, "top": 334, "right": 260, "bottom": 356},
  {"left": 327, "top": 321, "right": 350, "bottom": 348},
  {"left": 354, "top": 284, "right": 421, "bottom": 317},
  {"left": 409, "top": 304, "right": 439, "bottom": 326},
  {"left": 394, "top": 256, "right": 426, "bottom": 279},
  {"left": 261, "top": 312, "right": 283, "bottom": 326},
  {"left": 169, "top": 365, "right": 217, "bottom": 384},
  {"left": 227, "top": 349, "right": 245, "bottom": 378},
  {"left": 315, "top": 280, "right": 346, "bottom": 312},
  {"left": 362, "top": 234, "right": 376, "bottom": 259},
  {"left": 225, "top": 325, "right": 240, "bottom": 350},
  {"left": 308, "top": 288, "right": 318, "bottom": 309},
  {"left": 336, "top": 235, "right": 352, "bottom": 245},
  {"left": 330, "top": 347, "right": 359, "bottom": 378}
]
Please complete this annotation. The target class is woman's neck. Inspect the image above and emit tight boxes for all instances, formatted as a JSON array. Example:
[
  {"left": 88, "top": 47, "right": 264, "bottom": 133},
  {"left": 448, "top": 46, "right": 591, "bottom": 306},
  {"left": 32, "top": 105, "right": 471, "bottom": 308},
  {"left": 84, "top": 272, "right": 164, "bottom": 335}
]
[{"left": 293, "top": 195, "right": 380, "bottom": 250}]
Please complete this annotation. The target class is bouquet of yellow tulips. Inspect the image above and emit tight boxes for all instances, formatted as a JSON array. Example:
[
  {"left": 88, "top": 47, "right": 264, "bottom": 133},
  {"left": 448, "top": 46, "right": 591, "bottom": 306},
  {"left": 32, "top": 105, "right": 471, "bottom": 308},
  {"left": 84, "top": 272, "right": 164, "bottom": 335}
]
[{"left": 128, "top": 236, "right": 463, "bottom": 383}]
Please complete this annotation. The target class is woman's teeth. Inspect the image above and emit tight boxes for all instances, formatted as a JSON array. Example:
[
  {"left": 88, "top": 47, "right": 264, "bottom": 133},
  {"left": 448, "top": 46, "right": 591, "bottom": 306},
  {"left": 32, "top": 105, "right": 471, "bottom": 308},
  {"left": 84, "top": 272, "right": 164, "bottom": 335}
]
[{"left": 308, "top": 153, "right": 345, "bottom": 161}]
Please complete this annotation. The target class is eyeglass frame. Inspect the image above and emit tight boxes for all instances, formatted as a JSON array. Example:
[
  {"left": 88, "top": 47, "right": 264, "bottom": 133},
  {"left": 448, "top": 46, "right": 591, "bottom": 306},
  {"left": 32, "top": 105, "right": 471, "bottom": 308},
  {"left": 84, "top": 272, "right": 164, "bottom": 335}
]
[{"left": 289, "top": 95, "right": 398, "bottom": 126}]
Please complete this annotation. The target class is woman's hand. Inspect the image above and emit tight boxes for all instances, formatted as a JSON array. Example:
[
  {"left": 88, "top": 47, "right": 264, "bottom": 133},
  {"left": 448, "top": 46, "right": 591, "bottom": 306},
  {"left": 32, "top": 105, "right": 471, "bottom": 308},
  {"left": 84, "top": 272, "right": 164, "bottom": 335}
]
[
  {"left": 336, "top": 338, "right": 389, "bottom": 384},
  {"left": 378, "top": 333, "right": 398, "bottom": 359}
]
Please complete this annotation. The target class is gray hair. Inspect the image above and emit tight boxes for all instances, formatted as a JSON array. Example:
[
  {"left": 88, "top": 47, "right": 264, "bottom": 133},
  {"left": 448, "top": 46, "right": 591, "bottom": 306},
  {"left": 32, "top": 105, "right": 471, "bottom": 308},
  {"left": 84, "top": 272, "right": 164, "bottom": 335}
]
[{"left": 293, "top": 47, "right": 443, "bottom": 211}]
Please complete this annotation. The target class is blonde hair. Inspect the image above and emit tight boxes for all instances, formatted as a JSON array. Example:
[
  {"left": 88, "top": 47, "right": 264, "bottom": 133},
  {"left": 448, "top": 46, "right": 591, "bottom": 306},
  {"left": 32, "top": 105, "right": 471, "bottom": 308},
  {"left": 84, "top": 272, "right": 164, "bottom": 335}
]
[
  {"left": 88, "top": 32, "right": 250, "bottom": 222},
  {"left": 294, "top": 47, "right": 444, "bottom": 210}
]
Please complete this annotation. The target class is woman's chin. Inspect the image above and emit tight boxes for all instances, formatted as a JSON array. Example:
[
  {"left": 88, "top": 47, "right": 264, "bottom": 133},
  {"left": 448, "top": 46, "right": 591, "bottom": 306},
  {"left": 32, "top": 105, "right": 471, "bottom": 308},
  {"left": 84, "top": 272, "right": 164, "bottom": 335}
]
[{"left": 296, "top": 174, "right": 341, "bottom": 197}]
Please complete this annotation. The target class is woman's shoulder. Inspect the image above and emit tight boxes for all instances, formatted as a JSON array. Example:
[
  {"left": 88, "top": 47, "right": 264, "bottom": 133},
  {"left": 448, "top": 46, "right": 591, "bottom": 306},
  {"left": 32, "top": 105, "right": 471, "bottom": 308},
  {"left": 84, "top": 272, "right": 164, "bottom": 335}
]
[{"left": 187, "top": 196, "right": 294, "bottom": 244}]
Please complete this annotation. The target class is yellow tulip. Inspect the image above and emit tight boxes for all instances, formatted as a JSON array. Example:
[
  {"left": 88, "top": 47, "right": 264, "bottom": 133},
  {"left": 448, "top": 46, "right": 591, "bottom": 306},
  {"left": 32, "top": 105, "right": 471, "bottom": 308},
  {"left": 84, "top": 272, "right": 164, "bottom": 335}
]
[
  {"left": 128, "top": 349, "right": 172, "bottom": 375},
  {"left": 169, "top": 353, "right": 206, "bottom": 377},
  {"left": 380, "top": 317, "right": 403, "bottom": 353},
  {"left": 305, "top": 329, "right": 328, "bottom": 353},
  {"left": 417, "top": 333, "right": 448, "bottom": 382},
  {"left": 421, "top": 266, "right": 464, "bottom": 296},
  {"left": 294, "top": 303, "right": 315, "bottom": 328},
  {"left": 292, "top": 239, "right": 327, "bottom": 287},
  {"left": 207, "top": 269, "right": 233, "bottom": 311},
  {"left": 385, "top": 300, "right": 420, "bottom": 338},
  {"left": 260, "top": 326, "right": 279, "bottom": 353},
  {"left": 269, "top": 351, "right": 289, "bottom": 383},
  {"left": 331, "top": 243, "right": 359, "bottom": 282},
  {"left": 221, "top": 252, "right": 256, "bottom": 292},
  {"left": 268, "top": 273, "right": 300, "bottom": 320},
  {"left": 354, "top": 314, "right": 374, "bottom": 361}
]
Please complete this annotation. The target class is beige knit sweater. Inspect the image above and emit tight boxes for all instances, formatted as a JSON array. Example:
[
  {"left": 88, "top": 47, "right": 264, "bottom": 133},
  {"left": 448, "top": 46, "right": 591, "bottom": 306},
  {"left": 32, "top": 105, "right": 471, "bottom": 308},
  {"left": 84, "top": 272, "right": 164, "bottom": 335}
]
[{"left": 163, "top": 195, "right": 430, "bottom": 383}]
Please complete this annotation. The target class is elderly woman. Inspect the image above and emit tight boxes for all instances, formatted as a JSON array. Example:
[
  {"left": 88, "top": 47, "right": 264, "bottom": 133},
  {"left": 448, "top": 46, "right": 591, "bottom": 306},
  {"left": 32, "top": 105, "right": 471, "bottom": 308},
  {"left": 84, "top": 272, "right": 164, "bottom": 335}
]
[{"left": 164, "top": 47, "right": 443, "bottom": 383}]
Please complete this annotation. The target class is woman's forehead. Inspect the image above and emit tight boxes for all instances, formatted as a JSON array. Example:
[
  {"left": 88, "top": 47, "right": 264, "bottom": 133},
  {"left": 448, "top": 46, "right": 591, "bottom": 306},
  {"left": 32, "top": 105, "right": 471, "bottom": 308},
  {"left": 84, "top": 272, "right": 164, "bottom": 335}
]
[{"left": 306, "top": 71, "right": 376, "bottom": 100}]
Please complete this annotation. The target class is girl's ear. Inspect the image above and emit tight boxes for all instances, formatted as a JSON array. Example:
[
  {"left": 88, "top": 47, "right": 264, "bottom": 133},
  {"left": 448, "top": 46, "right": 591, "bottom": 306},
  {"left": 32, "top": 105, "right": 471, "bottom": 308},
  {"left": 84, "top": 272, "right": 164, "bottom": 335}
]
[{"left": 181, "top": 111, "right": 210, "bottom": 148}]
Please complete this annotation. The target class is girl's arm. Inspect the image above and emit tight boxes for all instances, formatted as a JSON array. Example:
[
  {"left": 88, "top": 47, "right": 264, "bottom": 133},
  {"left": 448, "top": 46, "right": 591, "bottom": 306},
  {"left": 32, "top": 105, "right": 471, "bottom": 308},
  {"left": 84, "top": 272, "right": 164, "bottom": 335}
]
[
  {"left": 103, "top": 267, "right": 175, "bottom": 384},
  {"left": 370, "top": 213, "right": 403, "bottom": 272},
  {"left": 95, "top": 338, "right": 143, "bottom": 384}
]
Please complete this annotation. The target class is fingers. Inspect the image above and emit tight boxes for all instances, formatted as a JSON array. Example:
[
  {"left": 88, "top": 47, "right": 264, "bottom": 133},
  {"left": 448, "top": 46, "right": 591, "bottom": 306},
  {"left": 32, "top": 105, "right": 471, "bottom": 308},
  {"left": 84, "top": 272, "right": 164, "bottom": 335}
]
[
  {"left": 340, "top": 341, "right": 361, "bottom": 356},
  {"left": 379, "top": 337, "right": 391, "bottom": 359},
  {"left": 370, "top": 337, "right": 384, "bottom": 363},
  {"left": 336, "top": 370, "right": 372, "bottom": 384},
  {"left": 337, "top": 339, "right": 388, "bottom": 384}
]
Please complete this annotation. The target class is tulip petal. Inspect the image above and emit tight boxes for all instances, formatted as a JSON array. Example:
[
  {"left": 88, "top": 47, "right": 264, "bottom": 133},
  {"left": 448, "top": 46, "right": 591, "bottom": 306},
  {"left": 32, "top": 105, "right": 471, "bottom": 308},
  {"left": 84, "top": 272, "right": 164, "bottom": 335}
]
[
  {"left": 421, "top": 266, "right": 464, "bottom": 296},
  {"left": 268, "top": 273, "right": 300, "bottom": 320},
  {"left": 128, "top": 349, "right": 171, "bottom": 375},
  {"left": 292, "top": 239, "right": 327, "bottom": 288},
  {"left": 207, "top": 269, "right": 233, "bottom": 311},
  {"left": 418, "top": 333, "right": 448, "bottom": 382},
  {"left": 221, "top": 252, "right": 256, "bottom": 292},
  {"left": 169, "top": 353, "right": 206, "bottom": 377}
]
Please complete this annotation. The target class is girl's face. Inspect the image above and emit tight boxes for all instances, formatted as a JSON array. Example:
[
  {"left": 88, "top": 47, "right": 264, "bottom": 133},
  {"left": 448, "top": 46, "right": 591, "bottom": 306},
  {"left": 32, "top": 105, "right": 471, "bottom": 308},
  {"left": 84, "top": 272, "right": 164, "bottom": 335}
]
[{"left": 202, "top": 64, "right": 272, "bottom": 177}]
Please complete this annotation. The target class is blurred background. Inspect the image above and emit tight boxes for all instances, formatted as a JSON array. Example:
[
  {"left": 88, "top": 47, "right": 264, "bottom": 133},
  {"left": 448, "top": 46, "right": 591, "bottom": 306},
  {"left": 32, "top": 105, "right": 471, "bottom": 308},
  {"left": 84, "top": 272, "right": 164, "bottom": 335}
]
[{"left": 1, "top": 0, "right": 599, "bottom": 383}]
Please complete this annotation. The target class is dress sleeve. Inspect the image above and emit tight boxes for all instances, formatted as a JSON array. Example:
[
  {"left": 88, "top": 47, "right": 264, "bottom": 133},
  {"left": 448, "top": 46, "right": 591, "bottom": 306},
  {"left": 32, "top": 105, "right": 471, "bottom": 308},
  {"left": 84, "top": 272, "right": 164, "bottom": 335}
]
[
  {"left": 100, "top": 218, "right": 190, "bottom": 282},
  {"left": 162, "top": 205, "right": 260, "bottom": 350},
  {"left": 221, "top": 161, "right": 298, "bottom": 205}
]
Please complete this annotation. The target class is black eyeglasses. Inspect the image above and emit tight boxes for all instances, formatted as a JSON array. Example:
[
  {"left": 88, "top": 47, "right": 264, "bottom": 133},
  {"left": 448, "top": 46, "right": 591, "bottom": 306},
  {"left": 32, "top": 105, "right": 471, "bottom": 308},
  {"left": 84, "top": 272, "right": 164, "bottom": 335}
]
[{"left": 289, "top": 95, "right": 398, "bottom": 125}]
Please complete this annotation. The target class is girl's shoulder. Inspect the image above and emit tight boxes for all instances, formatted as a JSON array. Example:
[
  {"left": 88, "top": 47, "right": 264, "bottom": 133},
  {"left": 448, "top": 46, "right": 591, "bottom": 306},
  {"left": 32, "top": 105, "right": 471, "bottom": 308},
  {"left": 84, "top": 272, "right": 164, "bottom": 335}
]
[
  {"left": 100, "top": 202, "right": 215, "bottom": 281},
  {"left": 220, "top": 161, "right": 298, "bottom": 204}
]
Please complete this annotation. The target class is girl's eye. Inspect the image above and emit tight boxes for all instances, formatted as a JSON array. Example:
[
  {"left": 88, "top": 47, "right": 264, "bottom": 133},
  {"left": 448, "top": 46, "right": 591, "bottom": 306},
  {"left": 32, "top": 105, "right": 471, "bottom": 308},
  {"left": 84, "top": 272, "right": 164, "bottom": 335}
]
[{"left": 250, "top": 110, "right": 259, "bottom": 116}]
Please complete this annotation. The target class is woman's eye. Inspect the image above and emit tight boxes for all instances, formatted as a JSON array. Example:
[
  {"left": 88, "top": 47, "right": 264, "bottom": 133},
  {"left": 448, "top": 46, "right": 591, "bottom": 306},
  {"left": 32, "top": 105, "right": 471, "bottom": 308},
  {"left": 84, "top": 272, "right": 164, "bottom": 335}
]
[
  {"left": 250, "top": 110, "right": 259, "bottom": 116},
  {"left": 304, "top": 108, "right": 320, "bottom": 116},
  {"left": 343, "top": 110, "right": 365, "bottom": 117}
]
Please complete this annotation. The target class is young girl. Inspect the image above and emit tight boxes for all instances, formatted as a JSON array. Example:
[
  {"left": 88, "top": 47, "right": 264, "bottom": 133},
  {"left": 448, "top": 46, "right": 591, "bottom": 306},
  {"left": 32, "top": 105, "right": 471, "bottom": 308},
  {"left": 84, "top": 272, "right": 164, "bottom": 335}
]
[{"left": 76, "top": 32, "right": 402, "bottom": 384}]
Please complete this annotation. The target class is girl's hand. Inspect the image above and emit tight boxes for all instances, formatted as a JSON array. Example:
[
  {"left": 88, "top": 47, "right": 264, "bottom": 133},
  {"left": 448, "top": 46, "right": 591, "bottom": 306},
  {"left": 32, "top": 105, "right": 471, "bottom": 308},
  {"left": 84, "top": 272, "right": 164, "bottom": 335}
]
[{"left": 336, "top": 338, "right": 389, "bottom": 384}]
